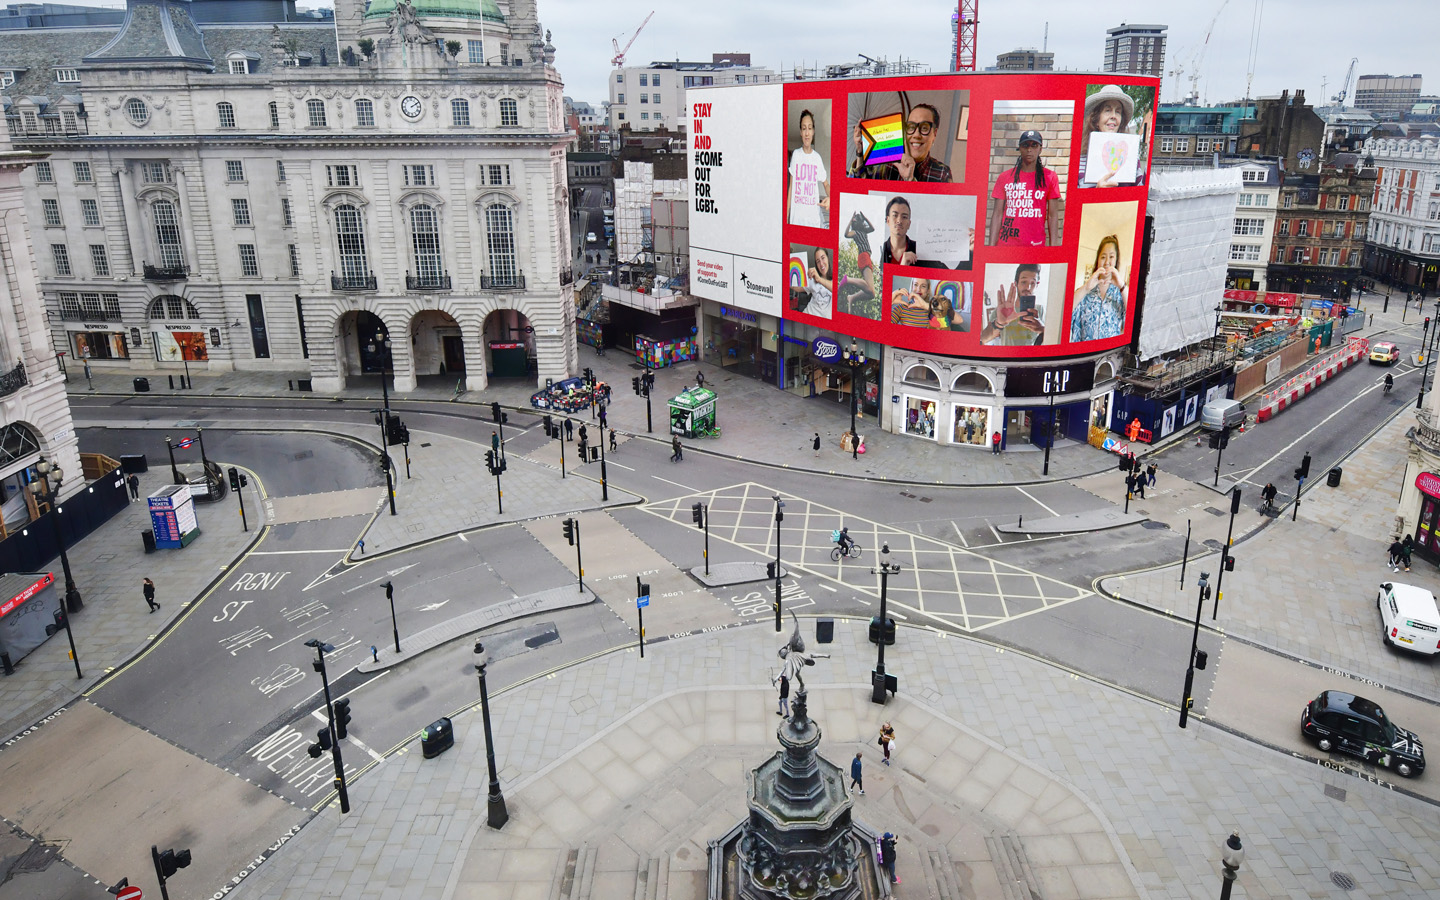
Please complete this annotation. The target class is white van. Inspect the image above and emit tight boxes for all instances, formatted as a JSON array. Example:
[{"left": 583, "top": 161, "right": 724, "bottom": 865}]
[
  {"left": 1199, "top": 398, "right": 1245, "bottom": 431},
  {"left": 1378, "top": 582, "right": 1440, "bottom": 655}
]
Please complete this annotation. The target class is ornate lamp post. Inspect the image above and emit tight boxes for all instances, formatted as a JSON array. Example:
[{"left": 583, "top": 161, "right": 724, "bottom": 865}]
[
  {"left": 30, "top": 457, "right": 82, "bottom": 613},
  {"left": 1218, "top": 832, "right": 1244, "bottom": 900},
  {"left": 842, "top": 340, "right": 867, "bottom": 440},
  {"left": 473, "top": 641, "right": 509, "bottom": 828}
]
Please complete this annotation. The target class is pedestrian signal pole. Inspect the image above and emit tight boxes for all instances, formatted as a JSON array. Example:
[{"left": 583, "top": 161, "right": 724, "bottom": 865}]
[
  {"left": 636, "top": 576, "right": 650, "bottom": 658},
  {"left": 563, "top": 517, "right": 583, "bottom": 592},
  {"left": 692, "top": 502, "right": 709, "bottom": 575}
]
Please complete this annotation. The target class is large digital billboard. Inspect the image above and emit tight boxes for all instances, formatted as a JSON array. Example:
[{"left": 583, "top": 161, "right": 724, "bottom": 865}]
[{"left": 689, "top": 73, "right": 1158, "bottom": 360}]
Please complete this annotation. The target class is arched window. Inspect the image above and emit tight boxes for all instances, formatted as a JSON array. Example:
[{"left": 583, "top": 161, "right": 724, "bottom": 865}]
[
  {"left": 499, "top": 98, "right": 518, "bottom": 127},
  {"left": 216, "top": 101, "right": 235, "bottom": 129},
  {"left": 268, "top": 101, "right": 280, "bottom": 129},
  {"left": 125, "top": 97, "right": 149, "bottom": 125},
  {"left": 355, "top": 98, "right": 375, "bottom": 127},
  {"left": 1096, "top": 361, "right": 1115, "bottom": 382},
  {"left": 903, "top": 365, "right": 939, "bottom": 387},
  {"left": 148, "top": 296, "right": 201, "bottom": 319},
  {"left": 334, "top": 204, "right": 369, "bottom": 281},
  {"left": 306, "top": 98, "right": 327, "bottom": 127},
  {"left": 152, "top": 200, "right": 184, "bottom": 268},
  {"left": 410, "top": 205, "right": 443, "bottom": 283},
  {"left": 485, "top": 203, "right": 517, "bottom": 284},
  {"left": 951, "top": 372, "right": 993, "bottom": 393}
]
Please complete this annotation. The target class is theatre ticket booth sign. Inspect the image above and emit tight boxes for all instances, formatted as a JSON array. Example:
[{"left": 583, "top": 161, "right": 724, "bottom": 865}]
[{"left": 1413, "top": 472, "right": 1440, "bottom": 558}]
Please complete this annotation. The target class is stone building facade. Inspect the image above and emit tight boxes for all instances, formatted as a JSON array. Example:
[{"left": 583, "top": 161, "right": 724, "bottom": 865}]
[
  {"left": 1362, "top": 130, "right": 1440, "bottom": 293},
  {"left": 1266, "top": 155, "right": 1374, "bottom": 298},
  {"left": 3, "top": 0, "right": 576, "bottom": 394}
]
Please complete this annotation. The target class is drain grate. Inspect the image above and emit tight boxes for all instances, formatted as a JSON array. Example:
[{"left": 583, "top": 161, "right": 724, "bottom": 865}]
[
  {"left": 1331, "top": 872, "right": 1357, "bottom": 891},
  {"left": 1141, "top": 520, "right": 1170, "bottom": 530},
  {"left": 12, "top": 841, "right": 60, "bottom": 874},
  {"left": 1324, "top": 783, "right": 1347, "bottom": 801},
  {"left": 1204, "top": 506, "right": 1226, "bottom": 517}
]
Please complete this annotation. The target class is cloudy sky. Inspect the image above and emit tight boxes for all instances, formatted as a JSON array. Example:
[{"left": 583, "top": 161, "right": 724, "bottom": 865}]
[{"left": 529, "top": 0, "right": 1428, "bottom": 109}]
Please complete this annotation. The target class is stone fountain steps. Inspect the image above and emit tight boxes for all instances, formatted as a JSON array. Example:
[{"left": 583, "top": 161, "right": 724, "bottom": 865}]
[
  {"left": 985, "top": 834, "right": 1043, "bottom": 900},
  {"left": 554, "top": 845, "right": 598, "bottom": 900},
  {"left": 922, "top": 846, "right": 965, "bottom": 900}
]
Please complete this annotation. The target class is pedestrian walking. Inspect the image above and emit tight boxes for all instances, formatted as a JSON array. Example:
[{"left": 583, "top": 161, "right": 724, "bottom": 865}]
[
  {"left": 143, "top": 577, "right": 159, "bottom": 613},
  {"left": 991, "top": 432, "right": 1002, "bottom": 455},
  {"left": 609, "top": 428, "right": 618, "bottom": 452},
  {"left": 1146, "top": 462, "right": 1157, "bottom": 487},
  {"left": 852, "top": 433, "right": 860, "bottom": 461},
  {"left": 127, "top": 472, "right": 140, "bottom": 500},
  {"left": 773, "top": 671, "right": 790, "bottom": 718},
  {"left": 578, "top": 423, "right": 588, "bottom": 445},
  {"left": 671, "top": 435, "right": 683, "bottom": 462},
  {"left": 813, "top": 433, "right": 821, "bottom": 457},
  {"left": 491, "top": 431, "right": 500, "bottom": 454},
  {"left": 599, "top": 404, "right": 608, "bottom": 428},
  {"left": 1125, "top": 472, "right": 1136, "bottom": 496},
  {"left": 879, "top": 722, "right": 895, "bottom": 765},
  {"left": 850, "top": 752, "right": 865, "bottom": 795},
  {"left": 1135, "top": 471, "right": 1146, "bottom": 499},
  {"left": 1402, "top": 535, "right": 1415, "bottom": 572},
  {"left": 879, "top": 832, "right": 899, "bottom": 885},
  {"left": 696, "top": 369, "right": 706, "bottom": 389},
  {"left": 1388, "top": 539, "right": 1404, "bottom": 571},
  {"left": 357, "top": 538, "right": 365, "bottom": 555},
  {"left": 564, "top": 418, "right": 574, "bottom": 441}
]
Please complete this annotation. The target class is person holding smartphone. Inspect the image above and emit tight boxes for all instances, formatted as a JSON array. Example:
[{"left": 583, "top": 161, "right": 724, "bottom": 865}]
[{"left": 981, "top": 264, "right": 1045, "bottom": 346}]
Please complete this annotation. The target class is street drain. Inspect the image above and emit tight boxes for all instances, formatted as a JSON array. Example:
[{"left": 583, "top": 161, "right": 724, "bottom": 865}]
[
  {"left": 1204, "top": 506, "right": 1226, "bottom": 516},
  {"left": 1331, "top": 872, "right": 1357, "bottom": 891},
  {"left": 1141, "top": 521, "right": 1170, "bottom": 530},
  {"left": 12, "top": 841, "right": 60, "bottom": 874},
  {"left": 525, "top": 630, "right": 560, "bottom": 649}
]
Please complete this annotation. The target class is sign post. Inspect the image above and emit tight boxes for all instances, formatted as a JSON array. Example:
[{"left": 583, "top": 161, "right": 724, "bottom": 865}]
[{"left": 636, "top": 577, "right": 650, "bottom": 659}]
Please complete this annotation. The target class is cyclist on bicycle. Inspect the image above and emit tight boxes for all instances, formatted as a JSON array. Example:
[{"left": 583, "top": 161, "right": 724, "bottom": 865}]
[
  {"left": 1385, "top": 372, "right": 1394, "bottom": 394},
  {"left": 836, "top": 526, "right": 854, "bottom": 556}
]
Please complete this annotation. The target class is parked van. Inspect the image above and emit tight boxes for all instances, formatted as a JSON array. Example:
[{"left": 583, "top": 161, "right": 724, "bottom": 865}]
[
  {"left": 1378, "top": 582, "right": 1440, "bottom": 656},
  {"left": 1199, "top": 398, "right": 1245, "bottom": 431}
]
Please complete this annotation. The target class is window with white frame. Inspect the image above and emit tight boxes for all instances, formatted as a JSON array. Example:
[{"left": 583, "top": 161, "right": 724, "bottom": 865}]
[
  {"left": 268, "top": 101, "right": 280, "bottom": 129},
  {"left": 451, "top": 98, "right": 470, "bottom": 126},
  {"left": 334, "top": 204, "right": 369, "bottom": 280},
  {"left": 616, "top": 93, "right": 625, "bottom": 103},
  {"left": 0, "top": 72, "right": 14, "bottom": 88},
  {"left": 403, "top": 164, "right": 434, "bottom": 186},
  {"left": 652, "top": 94, "right": 660, "bottom": 103},
  {"left": 485, "top": 203, "right": 517, "bottom": 283},
  {"left": 486, "top": 164, "right": 510, "bottom": 186},
  {"left": 1229, "top": 243, "right": 1261, "bottom": 262},
  {"left": 615, "top": 73, "right": 623, "bottom": 83},
  {"left": 1176, "top": 138, "right": 1190, "bottom": 153},
  {"left": 1237, "top": 193, "right": 1253, "bottom": 207},
  {"left": 149, "top": 295, "right": 200, "bottom": 319},
  {"left": 217, "top": 101, "right": 236, "bottom": 128},
  {"left": 1296, "top": 220, "right": 1309, "bottom": 237},
  {"left": 499, "top": 98, "right": 518, "bottom": 127},
  {"left": 232, "top": 198, "right": 252, "bottom": 226},
  {"left": 1160, "top": 137, "right": 1174, "bottom": 152},
  {"left": 126, "top": 98, "right": 150, "bottom": 125},
  {"left": 639, "top": 75, "right": 648, "bottom": 86},
  {"left": 229, "top": 59, "right": 248, "bottom": 75},
  {"left": 276, "top": 160, "right": 286, "bottom": 182},
  {"left": 239, "top": 243, "right": 260, "bottom": 276},
  {"left": 1241, "top": 169, "right": 1265, "bottom": 182},
  {"left": 500, "top": 43, "right": 509, "bottom": 64},
  {"left": 288, "top": 243, "right": 301, "bottom": 277},
  {"left": 141, "top": 161, "right": 171, "bottom": 183},
  {"left": 355, "top": 99, "right": 374, "bottom": 127},
  {"left": 1233, "top": 217, "right": 1264, "bottom": 236},
  {"left": 1282, "top": 193, "right": 1294, "bottom": 208},
  {"left": 306, "top": 98, "right": 327, "bottom": 127},
  {"left": 42, "top": 198, "right": 61, "bottom": 227},
  {"left": 54, "top": 68, "right": 78, "bottom": 83},
  {"left": 226, "top": 159, "right": 245, "bottom": 181},
  {"left": 641, "top": 112, "right": 649, "bottom": 120},
  {"left": 152, "top": 200, "right": 183, "bottom": 267},
  {"left": 1430, "top": 202, "right": 1440, "bottom": 221},
  {"left": 51, "top": 244, "right": 71, "bottom": 276},
  {"left": 1277, "top": 219, "right": 1289, "bottom": 236},
  {"left": 34, "top": 161, "right": 52, "bottom": 183},
  {"left": 72, "top": 161, "right": 92, "bottom": 182},
  {"left": 640, "top": 94, "right": 648, "bottom": 104},
  {"left": 1253, "top": 193, "right": 1269, "bottom": 207},
  {"left": 80, "top": 198, "right": 100, "bottom": 226},
  {"left": 90, "top": 244, "right": 110, "bottom": 276},
  {"left": 1336, "top": 195, "right": 1350, "bottom": 210},
  {"left": 410, "top": 205, "right": 443, "bottom": 281},
  {"left": 326, "top": 165, "right": 358, "bottom": 187},
  {"left": 1290, "top": 247, "right": 1305, "bottom": 263},
  {"left": 1196, "top": 138, "right": 1211, "bottom": 153},
  {"left": 468, "top": 39, "right": 483, "bottom": 63},
  {"left": 282, "top": 198, "right": 293, "bottom": 226}
]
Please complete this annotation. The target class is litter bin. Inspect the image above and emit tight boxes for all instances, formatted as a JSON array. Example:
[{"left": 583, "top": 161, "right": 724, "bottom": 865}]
[
  {"left": 867, "top": 616, "right": 896, "bottom": 646},
  {"left": 1327, "top": 466, "right": 1343, "bottom": 487},
  {"left": 141, "top": 528, "right": 156, "bottom": 553},
  {"left": 120, "top": 453, "right": 148, "bottom": 474},
  {"left": 133, "top": 376, "right": 149, "bottom": 392},
  {"left": 815, "top": 617, "right": 834, "bottom": 644},
  {"left": 420, "top": 716, "right": 454, "bottom": 758}
]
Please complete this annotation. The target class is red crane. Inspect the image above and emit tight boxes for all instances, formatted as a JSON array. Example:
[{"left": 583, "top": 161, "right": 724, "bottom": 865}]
[
  {"left": 611, "top": 11, "right": 654, "bottom": 69},
  {"left": 955, "top": 0, "right": 978, "bottom": 72}
]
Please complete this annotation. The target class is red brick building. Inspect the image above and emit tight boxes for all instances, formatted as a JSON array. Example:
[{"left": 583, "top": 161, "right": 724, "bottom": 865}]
[{"left": 1266, "top": 153, "right": 1375, "bottom": 298}]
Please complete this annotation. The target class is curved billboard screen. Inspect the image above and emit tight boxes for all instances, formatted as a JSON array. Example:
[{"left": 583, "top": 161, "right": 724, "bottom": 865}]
[{"left": 689, "top": 72, "right": 1159, "bottom": 360}]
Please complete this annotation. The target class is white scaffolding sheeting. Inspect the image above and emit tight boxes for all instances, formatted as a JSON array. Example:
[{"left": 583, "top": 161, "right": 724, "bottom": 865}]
[
  {"left": 1139, "top": 168, "right": 1243, "bottom": 363},
  {"left": 614, "top": 160, "right": 684, "bottom": 265}
]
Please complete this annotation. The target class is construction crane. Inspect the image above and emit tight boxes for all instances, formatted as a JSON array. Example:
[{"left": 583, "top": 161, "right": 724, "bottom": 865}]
[
  {"left": 1332, "top": 57, "right": 1358, "bottom": 106},
  {"left": 953, "top": 1, "right": 978, "bottom": 72},
  {"left": 1166, "top": 0, "right": 1231, "bottom": 104},
  {"left": 611, "top": 11, "right": 654, "bottom": 69}
]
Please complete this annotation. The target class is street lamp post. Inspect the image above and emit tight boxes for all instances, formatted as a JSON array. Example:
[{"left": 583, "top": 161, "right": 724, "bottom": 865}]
[
  {"left": 473, "top": 641, "right": 510, "bottom": 829},
  {"left": 1418, "top": 317, "right": 1433, "bottom": 410},
  {"left": 372, "top": 407, "right": 397, "bottom": 516},
  {"left": 384, "top": 580, "right": 399, "bottom": 654},
  {"left": 1043, "top": 391, "right": 1056, "bottom": 476},
  {"left": 1218, "top": 832, "right": 1244, "bottom": 900},
  {"left": 772, "top": 494, "right": 785, "bottom": 632},
  {"left": 1179, "top": 571, "right": 1211, "bottom": 729},
  {"left": 870, "top": 543, "right": 901, "bottom": 704},
  {"left": 1211, "top": 489, "right": 1241, "bottom": 619},
  {"left": 842, "top": 340, "right": 867, "bottom": 441},
  {"left": 30, "top": 458, "right": 82, "bottom": 614}
]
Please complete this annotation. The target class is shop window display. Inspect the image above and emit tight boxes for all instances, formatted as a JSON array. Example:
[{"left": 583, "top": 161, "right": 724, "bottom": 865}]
[
  {"left": 906, "top": 397, "right": 937, "bottom": 438},
  {"left": 953, "top": 406, "right": 989, "bottom": 446}
]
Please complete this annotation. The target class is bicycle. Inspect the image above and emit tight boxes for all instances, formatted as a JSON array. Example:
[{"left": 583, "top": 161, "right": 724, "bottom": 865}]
[{"left": 830, "top": 539, "right": 863, "bottom": 561}]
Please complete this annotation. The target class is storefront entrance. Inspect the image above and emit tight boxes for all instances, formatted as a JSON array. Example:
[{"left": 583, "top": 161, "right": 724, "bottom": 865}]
[{"left": 1414, "top": 472, "right": 1440, "bottom": 560}]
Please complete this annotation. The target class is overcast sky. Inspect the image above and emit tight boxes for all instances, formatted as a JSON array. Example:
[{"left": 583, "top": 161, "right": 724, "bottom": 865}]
[{"left": 529, "top": 0, "right": 1428, "bottom": 110}]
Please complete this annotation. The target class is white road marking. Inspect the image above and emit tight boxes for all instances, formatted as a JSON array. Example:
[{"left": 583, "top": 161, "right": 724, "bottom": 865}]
[
  {"left": 250, "top": 549, "right": 355, "bottom": 555},
  {"left": 1232, "top": 374, "right": 1398, "bottom": 483},
  {"left": 605, "top": 460, "right": 636, "bottom": 471},
  {"left": 651, "top": 475, "right": 699, "bottom": 492},
  {"left": 951, "top": 521, "right": 969, "bottom": 548},
  {"left": 819, "top": 583, "right": 837, "bottom": 592},
  {"left": 1014, "top": 486, "right": 1057, "bottom": 516}
]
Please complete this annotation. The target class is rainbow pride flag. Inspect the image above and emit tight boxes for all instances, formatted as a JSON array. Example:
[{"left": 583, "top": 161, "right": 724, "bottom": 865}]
[{"left": 861, "top": 113, "right": 905, "bottom": 167}]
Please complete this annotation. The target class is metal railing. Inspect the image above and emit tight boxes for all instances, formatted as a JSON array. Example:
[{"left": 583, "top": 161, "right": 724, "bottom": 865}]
[
  {"left": 559, "top": 267, "right": 574, "bottom": 285},
  {"left": 331, "top": 272, "right": 378, "bottom": 292},
  {"left": 480, "top": 272, "right": 526, "bottom": 291},
  {"left": 0, "top": 361, "right": 26, "bottom": 399},
  {"left": 1414, "top": 408, "right": 1440, "bottom": 455},
  {"left": 142, "top": 262, "right": 189, "bottom": 282},
  {"left": 405, "top": 272, "right": 451, "bottom": 291}
]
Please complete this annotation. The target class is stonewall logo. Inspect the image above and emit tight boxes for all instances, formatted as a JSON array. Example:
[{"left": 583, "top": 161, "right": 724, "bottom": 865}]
[{"left": 739, "top": 272, "right": 774, "bottom": 297}]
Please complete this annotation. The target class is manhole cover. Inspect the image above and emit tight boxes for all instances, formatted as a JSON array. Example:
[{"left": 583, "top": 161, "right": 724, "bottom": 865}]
[
  {"left": 1331, "top": 872, "right": 1356, "bottom": 891},
  {"left": 1324, "top": 784, "right": 1347, "bottom": 801},
  {"left": 918, "top": 497, "right": 932, "bottom": 503},
  {"left": 524, "top": 630, "right": 560, "bottom": 649},
  {"left": 1205, "top": 506, "right": 1226, "bottom": 517},
  {"left": 12, "top": 841, "right": 59, "bottom": 874},
  {"left": 1203, "top": 539, "right": 1225, "bottom": 551},
  {"left": 1141, "top": 521, "right": 1170, "bottom": 530},
  {"left": 293, "top": 450, "right": 313, "bottom": 461}
]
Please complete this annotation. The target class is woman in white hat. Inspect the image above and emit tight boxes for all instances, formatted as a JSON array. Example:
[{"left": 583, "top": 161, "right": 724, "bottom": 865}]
[{"left": 1078, "top": 84, "right": 1136, "bottom": 188}]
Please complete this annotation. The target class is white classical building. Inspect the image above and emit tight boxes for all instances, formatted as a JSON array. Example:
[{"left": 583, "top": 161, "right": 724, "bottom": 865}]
[
  {"left": 3, "top": 0, "right": 576, "bottom": 394},
  {"left": 1362, "top": 130, "right": 1440, "bottom": 293},
  {"left": 608, "top": 55, "right": 776, "bottom": 134}
]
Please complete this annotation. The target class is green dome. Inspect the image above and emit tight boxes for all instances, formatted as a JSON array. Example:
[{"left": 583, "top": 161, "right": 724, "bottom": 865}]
[{"left": 365, "top": 0, "right": 504, "bottom": 25}]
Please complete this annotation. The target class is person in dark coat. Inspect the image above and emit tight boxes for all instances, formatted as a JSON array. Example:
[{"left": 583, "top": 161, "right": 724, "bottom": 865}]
[
  {"left": 671, "top": 435, "right": 683, "bottom": 462},
  {"left": 772, "top": 671, "right": 790, "bottom": 717},
  {"left": 1401, "top": 535, "right": 1415, "bottom": 572},
  {"left": 143, "top": 577, "right": 159, "bottom": 613},
  {"left": 813, "top": 433, "right": 821, "bottom": 457},
  {"left": 127, "top": 473, "right": 140, "bottom": 500},
  {"left": 564, "top": 418, "right": 574, "bottom": 441},
  {"left": 850, "top": 753, "right": 864, "bottom": 795},
  {"left": 1146, "top": 462, "right": 1157, "bottom": 487},
  {"left": 879, "top": 832, "right": 899, "bottom": 884}
]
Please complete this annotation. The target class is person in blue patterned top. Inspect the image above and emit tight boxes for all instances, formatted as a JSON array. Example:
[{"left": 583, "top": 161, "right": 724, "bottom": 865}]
[{"left": 1070, "top": 234, "right": 1127, "bottom": 342}]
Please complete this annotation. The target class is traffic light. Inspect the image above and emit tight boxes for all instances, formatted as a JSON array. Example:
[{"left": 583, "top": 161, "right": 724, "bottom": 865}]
[
  {"left": 44, "top": 609, "right": 65, "bottom": 637},
  {"left": 691, "top": 502, "right": 704, "bottom": 526},
  {"left": 333, "top": 698, "right": 352, "bottom": 740},
  {"left": 384, "top": 581, "right": 393, "bottom": 600},
  {"left": 307, "top": 726, "right": 332, "bottom": 758},
  {"left": 584, "top": 367, "right": 594, "bottom": 384},
  {"left": 1195, "top": 649, "right": 1208, "bottom": 670},
  {"left": 492, "top": 402, "right": 503, "bottom": 423},
  {"left": 1295, "top": 453, "right": 1312, "bottom": 481},
  {"left": 1224, "top": 554, "right": 1236, "bottom": 572},
  {"left": 228, "top": 466, "right": 241, "bottom": 492},
  {"left": 563, "top": 517, "right": 575, "bottom": 545},
  {"left": 374, "top": 410, "right": 384, "bottom": 426},
  {"left": 543, "top": 414, "right": 553, "bottom": 438},
  {"left": 632, "top": 376, "right": 641, "bottom": 395},
  {"left": 387, "top": 415, "right": 409, "bottom": 445},
  {"left": 1208, "top": 432, "right": 1221, "bottom": 449},
  {"left": 767, "top": 561, "right": 777, "bottom": 579},
  {"left": 589, "top": 446, "right": 600, "bottom": 463},
  {"left": 155, "top": 848, "right": 192, "bottom": 878}
]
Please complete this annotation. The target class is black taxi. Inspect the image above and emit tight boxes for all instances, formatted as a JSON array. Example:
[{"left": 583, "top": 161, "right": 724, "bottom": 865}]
[{"left": 1301, "top": 691, "right": 1425, "bottom": 777}]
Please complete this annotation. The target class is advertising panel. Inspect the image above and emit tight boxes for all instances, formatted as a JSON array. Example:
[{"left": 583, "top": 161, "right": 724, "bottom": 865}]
[{"left": 690, "top": 72, "right": 1158, "bottom": 361}]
